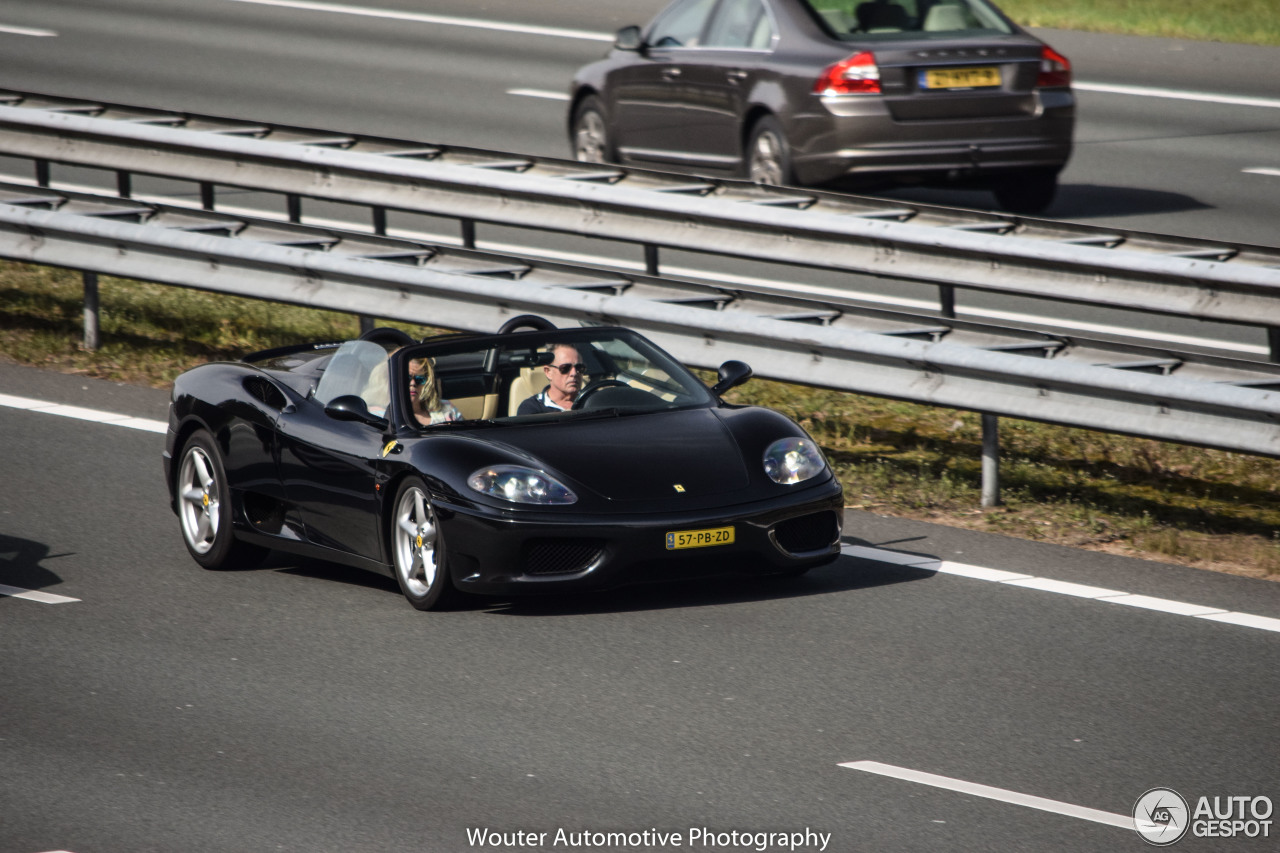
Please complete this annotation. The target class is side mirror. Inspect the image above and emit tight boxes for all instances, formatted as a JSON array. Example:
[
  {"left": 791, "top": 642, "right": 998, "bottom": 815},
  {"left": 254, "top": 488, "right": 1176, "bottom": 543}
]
[
  {"left": 614, "top": 25, "right": 643, "bottom": 51},
  {"left": 710, "top": 360, "right": 753, "bottom": 396},
  {"left": 325, "top": 394, "right": 390, "bottom": 430}
]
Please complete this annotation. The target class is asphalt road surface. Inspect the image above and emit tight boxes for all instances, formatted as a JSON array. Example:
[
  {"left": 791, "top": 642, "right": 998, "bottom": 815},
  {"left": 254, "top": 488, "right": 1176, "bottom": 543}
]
[{"left": 2, "top": 363, "right": 1279, "bottom": 853}]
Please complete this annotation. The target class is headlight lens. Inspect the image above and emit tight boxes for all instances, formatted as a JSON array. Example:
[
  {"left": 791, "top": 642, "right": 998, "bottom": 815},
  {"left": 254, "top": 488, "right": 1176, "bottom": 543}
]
[
  {"left": 467, "top": 465, "right": 577, "bottom": 505},
  {"left": 763, "top": 437, "right": 826, "bottom": 485}
]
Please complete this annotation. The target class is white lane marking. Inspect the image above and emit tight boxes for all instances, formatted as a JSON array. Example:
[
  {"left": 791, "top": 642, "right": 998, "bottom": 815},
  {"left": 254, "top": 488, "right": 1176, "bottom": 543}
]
[
  {"left": 221, "top": 0, "right": 613, "bottom": 42},
  {"left": 509, "top": 89, "right": 571, "bottom": 101},
  {"left": 1074, "top": 81, "right": 1280, "bottom": 110},
  {"left": 841, "top": 544, "right": 1280, "bottom": 634},
  {"left": 839, "top": 761, "right": 1133, "bottom": 830},
  {"left": 0, "top": 392, "right": 167, "bottom": 433},
  {"left": 0, "top": 23, "right": 57, "bottom": 37},
  {"left": 1244, "top": 167, "right": 1280, "bottom": 177},
  {"left": 0, "top": 583, "right": 79, "bottom": 604}
]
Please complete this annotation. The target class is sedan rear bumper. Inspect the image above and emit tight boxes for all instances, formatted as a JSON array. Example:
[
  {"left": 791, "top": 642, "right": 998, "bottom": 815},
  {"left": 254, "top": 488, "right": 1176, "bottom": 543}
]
[
  {"left": 436, "top": 480, "right": 845, "bottom": 594},
  {"left": 790, "top": 92, "right": 1074, "bottom": 186}
]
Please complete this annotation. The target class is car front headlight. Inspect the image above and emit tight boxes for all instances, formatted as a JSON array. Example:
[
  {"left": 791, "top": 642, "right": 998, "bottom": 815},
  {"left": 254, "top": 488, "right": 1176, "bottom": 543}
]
[
  {"left": 763, "top": 437, "right": 826, "bottom": 485},
  {"left": 468, "top": 465, "right": 577, "bottom": 505}
]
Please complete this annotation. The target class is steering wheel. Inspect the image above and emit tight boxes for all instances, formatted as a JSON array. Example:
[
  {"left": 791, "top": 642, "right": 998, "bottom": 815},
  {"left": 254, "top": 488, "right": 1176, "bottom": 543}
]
[{"left": 572, "top": 379, "right": 628, "bottom": 410}]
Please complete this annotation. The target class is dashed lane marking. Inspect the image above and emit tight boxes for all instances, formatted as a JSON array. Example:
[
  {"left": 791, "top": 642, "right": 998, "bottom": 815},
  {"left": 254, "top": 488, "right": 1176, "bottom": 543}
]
[
  {"left": 839, "top": 761, "right": 1133, "bottom": 829},
  {"left": 0, "top": 392, "right": 167, "bottom": 433},
  {"left": 221, "top": 0, "right": 613, "bottom": 42},
  {"left": 0, "top": 23, "right": 57, "bottom": 37},
  {"left": 0, "top": 583, "right": 79, "bottom": 604}
]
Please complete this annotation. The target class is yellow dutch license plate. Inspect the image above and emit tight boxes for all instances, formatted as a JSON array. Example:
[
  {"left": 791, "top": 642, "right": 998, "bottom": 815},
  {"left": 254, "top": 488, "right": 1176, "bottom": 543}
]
[
  {"left": 922, "top": 66, "right": 1001, "bottom": 90},
  {"left": 665, "top": 526, "right": 735, "bottom": 550}
]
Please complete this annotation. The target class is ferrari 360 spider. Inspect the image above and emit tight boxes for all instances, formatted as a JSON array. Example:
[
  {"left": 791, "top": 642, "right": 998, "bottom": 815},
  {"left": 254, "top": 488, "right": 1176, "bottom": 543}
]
[{"left": 164, "top": 318, "right": 843, "bottom": 609}]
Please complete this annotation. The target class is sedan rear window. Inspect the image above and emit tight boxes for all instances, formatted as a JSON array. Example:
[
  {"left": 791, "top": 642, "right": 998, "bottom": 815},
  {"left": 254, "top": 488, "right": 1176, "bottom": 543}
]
[{"left": 804, "top": 0, "right": 1014, "bottom": 39}]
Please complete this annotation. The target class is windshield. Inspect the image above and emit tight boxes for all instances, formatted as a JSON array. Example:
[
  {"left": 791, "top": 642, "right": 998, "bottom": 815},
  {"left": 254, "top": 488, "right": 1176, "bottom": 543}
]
[
  {"left": 398, "top": 328, "right": 717, "bottom": 427},
  {"left": 803, "top": 0, "right": 1014, "bottom": 40},
  {"left": 313, "top": 339, "right": 397, "bottom": 413}
]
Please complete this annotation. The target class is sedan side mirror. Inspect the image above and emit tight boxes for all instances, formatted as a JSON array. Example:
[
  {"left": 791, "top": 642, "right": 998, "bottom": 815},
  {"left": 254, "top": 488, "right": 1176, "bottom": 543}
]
[
  {"left": 710, "top": 360, "right": 753, "bottom": 396},
  {"left": 325, "top": 394, "right": 390, "bottom": 431},
  {"left": 614, "top": 25, "right": 643, "bottom": 52}
]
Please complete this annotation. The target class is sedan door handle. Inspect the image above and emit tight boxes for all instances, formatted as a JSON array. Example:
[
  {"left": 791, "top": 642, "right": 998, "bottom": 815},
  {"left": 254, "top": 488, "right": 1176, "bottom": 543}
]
[
  {"left": 661, "top": 67, "right": 682, "bottom": 81},
  {"left": 726, "top": 69, "right": 748, "bottom": 83}
]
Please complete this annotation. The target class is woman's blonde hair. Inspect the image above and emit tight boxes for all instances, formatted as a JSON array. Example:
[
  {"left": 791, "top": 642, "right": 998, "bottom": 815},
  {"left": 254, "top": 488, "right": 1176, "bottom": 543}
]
[{"left": 407, "top": 357, "right": 441, "bottom": 412}]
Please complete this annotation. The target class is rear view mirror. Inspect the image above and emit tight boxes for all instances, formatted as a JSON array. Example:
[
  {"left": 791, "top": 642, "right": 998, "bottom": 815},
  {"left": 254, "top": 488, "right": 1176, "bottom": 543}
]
[{"left": 615, "top": 25, "right": 643, "bottom": 51}]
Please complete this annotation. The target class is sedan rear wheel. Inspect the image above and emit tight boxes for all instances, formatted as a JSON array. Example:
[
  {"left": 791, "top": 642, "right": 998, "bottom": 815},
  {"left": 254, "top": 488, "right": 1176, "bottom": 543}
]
[
  {"left": 176, "top": 430, "right": 267, "bottom": 570},
  {"left": 572, "top": 96, "right": 610, "bottom": 164},
  {"left": 747, "top": 117, "right": 793, "bottom": 186},
  {"left": 390, "top": 477, "right": 457, "bottom": 610},
  {"left": 991, "top": 168, "right": 1059, "bottom": 214}
]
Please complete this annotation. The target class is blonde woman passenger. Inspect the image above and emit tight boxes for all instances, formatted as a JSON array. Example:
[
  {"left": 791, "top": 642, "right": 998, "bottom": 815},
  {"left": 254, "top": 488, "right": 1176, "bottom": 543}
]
[{"left": 408, "top": 356, "right": 462, "bottom": 426}]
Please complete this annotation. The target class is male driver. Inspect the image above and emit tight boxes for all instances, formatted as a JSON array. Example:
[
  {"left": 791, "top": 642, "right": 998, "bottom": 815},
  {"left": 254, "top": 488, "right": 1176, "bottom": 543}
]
[{"left": 517, "top": 343, "right": 586, "bottom": 415}]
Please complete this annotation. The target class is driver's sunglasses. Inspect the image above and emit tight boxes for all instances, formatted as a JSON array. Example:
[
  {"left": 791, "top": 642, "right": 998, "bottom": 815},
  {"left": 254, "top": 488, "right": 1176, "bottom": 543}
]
[
  {"left": 551, "top": 362, "right": 587, "bottom": 375},
  {"left": 409, "top": 374, "right": 428, "bottom": 384}
]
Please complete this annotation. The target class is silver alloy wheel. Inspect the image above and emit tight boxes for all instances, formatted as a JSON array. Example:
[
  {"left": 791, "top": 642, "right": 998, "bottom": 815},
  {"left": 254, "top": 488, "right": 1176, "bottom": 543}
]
[
  {"left": 748, "top": 130, "right": 784, "bottom": 185},
  {"left": 178, "top": 445, "right": 220, "bottom": 555},
  {"left": 393, "top": 485, "right": 439, "bottom": 598},
  {"left": 574, "top": 109, "right": 607, "bottom": 163}
]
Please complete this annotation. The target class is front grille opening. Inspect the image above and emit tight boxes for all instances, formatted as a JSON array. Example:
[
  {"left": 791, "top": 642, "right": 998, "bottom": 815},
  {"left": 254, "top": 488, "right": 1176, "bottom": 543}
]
[
  {"left": 521, "top": 539, "right": 606, "bottom": 575},
  {"left": 772, "top": 511, "right": 839, "bottom": 555}
]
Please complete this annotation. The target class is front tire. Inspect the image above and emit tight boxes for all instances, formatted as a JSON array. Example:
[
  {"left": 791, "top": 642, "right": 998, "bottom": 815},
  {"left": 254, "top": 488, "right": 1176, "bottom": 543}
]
[
  {"left": 571, "top": 96, "right": 611, "bottom": 164},
  {"left": 390, "top": 477, "right": 457, "bottom": 610},
  {"left": 176, "top": 429, "right": 268, "bottom": 570},
  {"left": 746, "top": 116, "right": 793, "bottom": 186}
]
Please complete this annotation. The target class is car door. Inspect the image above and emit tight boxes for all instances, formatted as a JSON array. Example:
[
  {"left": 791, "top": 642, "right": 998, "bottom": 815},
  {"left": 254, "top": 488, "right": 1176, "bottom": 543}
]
[
  {"left": 276, "top": 341, "right": 389, "bottom": 560},
  {"left": 276, "top": 405, "right": 387, "bottom": 561},
  {"left": 686, "top": 0, "right": 779, "bottom": 169},
  {"left": 609, "top": 0, "right": 720, "bottom": 165}
]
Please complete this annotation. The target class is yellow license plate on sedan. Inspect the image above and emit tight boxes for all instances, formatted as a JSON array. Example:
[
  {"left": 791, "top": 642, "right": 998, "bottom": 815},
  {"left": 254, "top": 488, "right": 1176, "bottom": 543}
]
[
  {"left": 665, "top": 526, "right": 735, "bottom": 550},
  {"left": 921, "top": 66, "right": 1001, "bottom": 90}
]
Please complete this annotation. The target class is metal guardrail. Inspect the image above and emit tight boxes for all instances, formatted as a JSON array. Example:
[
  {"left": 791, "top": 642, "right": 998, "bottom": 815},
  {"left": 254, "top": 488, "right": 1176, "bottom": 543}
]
[
  {"left": 2, "top": 90, "right": 1280, "bottom": 346},
  {"left": 4, "top": 90, "right": 1280, "bottom": 506},
  {"left": 3, "top": 197, "right": 1280, "bottom": 465}
]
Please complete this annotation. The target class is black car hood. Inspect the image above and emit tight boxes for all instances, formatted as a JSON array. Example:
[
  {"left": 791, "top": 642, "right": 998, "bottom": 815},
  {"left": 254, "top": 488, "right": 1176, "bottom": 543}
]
[{"left": 493, "top": 408, "right": 751, "bottom": 502}]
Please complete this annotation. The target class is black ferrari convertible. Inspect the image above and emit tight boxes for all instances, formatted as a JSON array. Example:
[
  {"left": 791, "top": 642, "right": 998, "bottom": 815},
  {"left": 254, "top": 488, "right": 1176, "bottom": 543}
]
[{"left": 164, "top": 318, "right": 843, "bottom": 609}]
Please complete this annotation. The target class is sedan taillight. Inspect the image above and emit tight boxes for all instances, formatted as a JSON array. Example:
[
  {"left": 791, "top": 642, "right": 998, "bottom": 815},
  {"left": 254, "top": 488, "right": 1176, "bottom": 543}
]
[
  {"left": 815, "top": 51, "right": 880, "bottom": 95},
  {"left": 1036, "top": 45, "right": 1071, "bottom": 88}
]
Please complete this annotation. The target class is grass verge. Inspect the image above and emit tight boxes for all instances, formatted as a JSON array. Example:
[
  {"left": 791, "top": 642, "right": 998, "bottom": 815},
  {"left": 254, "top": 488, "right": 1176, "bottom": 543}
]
[
  {"left": 4, "top": 262, "right": 1279, "bottom": 580},
  {"left": 999, "top": 0, "right": 1280, "bottom": 46}
]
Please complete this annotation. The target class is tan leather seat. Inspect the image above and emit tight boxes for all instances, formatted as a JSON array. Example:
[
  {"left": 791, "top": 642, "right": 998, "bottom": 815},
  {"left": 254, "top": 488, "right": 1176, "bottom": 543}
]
[{"left": 507, "top": 367, "right": 549, "bottom": 416}]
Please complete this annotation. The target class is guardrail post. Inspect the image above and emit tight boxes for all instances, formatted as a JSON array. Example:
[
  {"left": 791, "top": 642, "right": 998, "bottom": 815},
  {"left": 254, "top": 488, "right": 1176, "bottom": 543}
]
[
  {"left": 116, "top": 171, "right": 131, "bottom": 199},
  {"left": 35, "top": 159, "right": 49, "bottom": 187},
  {"left": 200, "top": 182, "right": 215, "bottom": 211},
  {"left": 939, "top": 284, "right": 956, "bottom": 319},
  {"left": 1268, "top": 328, "right": 1280, "bottom": 363},
  {"left": 361, "top": 207, "right": 387, "bottom": 336},
  {"left": 461, "top": 219, "right": 476, "bottom": 249},
  {"left": 82, "top": 271, "right": 100, "bottom": 351},
  {"left": 645, "top": 245, "right": 659, "bottom": 276},
  {"left": 287, "top": 194, "right": 301, "bottom": 224},
  {"left": 981, "top": 413, "right": 1000, "bottom": 507}
]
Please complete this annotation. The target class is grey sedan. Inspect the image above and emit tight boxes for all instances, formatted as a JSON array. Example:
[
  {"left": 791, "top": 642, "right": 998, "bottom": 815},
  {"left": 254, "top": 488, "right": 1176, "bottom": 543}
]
[{"left": 569, "top": 0, "right": 1075, "bottom": 212}]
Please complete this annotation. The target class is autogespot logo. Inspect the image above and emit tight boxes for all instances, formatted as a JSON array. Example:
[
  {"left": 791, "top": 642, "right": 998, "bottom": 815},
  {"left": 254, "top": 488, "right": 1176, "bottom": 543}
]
[{"left": 1134, "top": 788, "right": 1191, "bottom": 846}]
